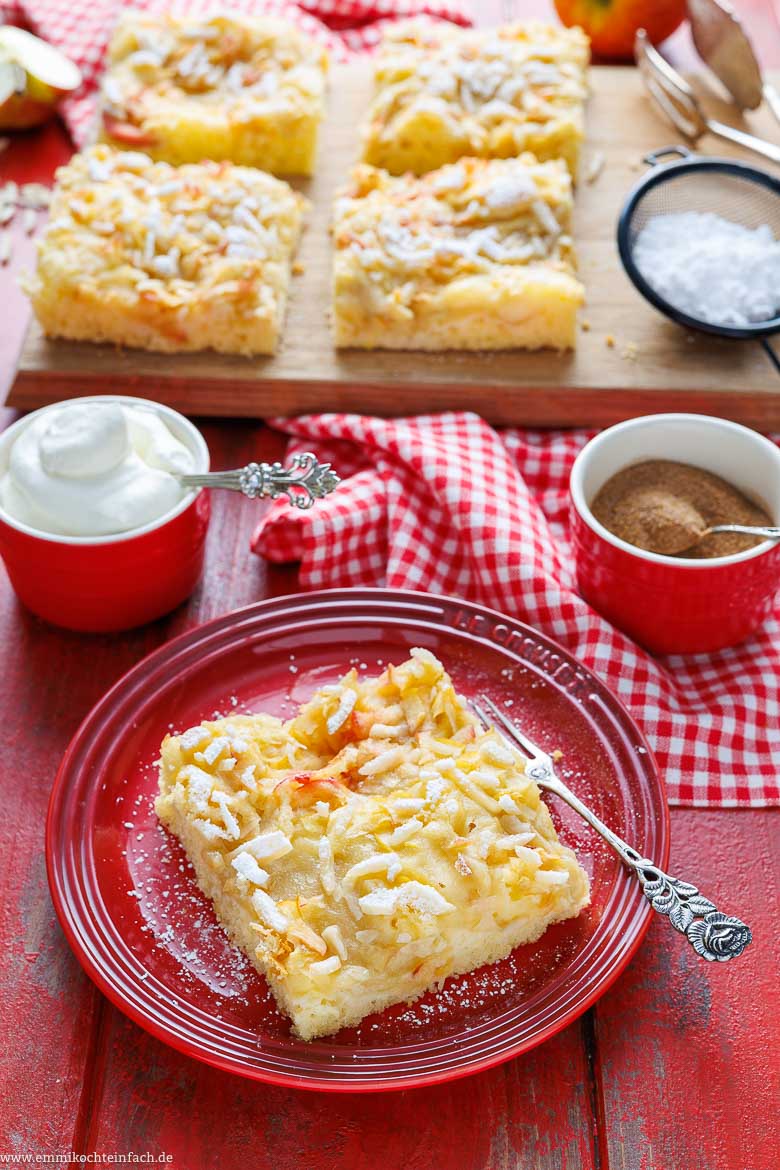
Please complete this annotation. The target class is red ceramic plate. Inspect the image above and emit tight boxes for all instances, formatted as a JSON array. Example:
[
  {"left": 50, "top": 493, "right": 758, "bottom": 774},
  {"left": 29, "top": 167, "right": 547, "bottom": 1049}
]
[{"left": 47, "top": 589, "right": 669, "bottom": 1092}]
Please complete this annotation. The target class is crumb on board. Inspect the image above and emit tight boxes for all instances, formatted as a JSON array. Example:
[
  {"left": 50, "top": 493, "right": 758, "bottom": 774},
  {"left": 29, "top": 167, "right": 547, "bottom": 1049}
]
[
  {"left": 584, "top": 151, "right": 605, "bottom": 184},
  {"left": 603, "top": 333, "right": 639, "bottom": 358},
  {"left": 581, "top": 319, "right": 591, "bottom": 332},
  {"left": 292, "top": 261, "right": 305, "bottom": 275}
]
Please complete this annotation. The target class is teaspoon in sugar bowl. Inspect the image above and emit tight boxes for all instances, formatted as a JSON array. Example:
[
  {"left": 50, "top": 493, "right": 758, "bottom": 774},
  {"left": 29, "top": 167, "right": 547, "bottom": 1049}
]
[
  {"left": 178, "top": 451, "right": 340, "bottom": 510},
  {"left": 597, "top": 492, "right": 780, "bottom": 557},
  {"left": 686, "top": 523, "right": 780, "bottom": 547}
]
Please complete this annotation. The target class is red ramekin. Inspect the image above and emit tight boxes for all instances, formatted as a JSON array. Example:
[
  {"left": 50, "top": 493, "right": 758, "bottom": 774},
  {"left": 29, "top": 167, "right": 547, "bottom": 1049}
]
[
  {"left": 570, "top": 414, "right": 780, "bottom": 655},
  {"left": 0, "top": 396, "right": 211, "bottom": 633}
]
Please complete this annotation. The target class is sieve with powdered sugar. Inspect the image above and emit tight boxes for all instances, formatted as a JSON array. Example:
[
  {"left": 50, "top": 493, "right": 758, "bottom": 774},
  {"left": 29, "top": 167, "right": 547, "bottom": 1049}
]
[{"left": 617, "top": 146, "right": 780, "bottom": 374}]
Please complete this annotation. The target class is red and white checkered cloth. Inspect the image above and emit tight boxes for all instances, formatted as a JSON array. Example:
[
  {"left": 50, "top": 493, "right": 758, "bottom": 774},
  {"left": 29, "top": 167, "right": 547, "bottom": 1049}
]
[
  {"left": 253, "top": 412, "right": 780, "bottom": 810},
  {"left": 8, "top": 2, "right": 777, "bottom": 810},
  {"left": 0, "top": 0, "right": 471, "bottom": 147}
]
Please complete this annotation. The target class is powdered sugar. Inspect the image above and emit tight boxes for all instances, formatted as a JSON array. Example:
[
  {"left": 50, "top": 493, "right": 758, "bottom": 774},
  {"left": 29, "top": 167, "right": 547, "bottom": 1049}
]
[{"left": 633, "top": 211, "right": 780, "bottom": 328}]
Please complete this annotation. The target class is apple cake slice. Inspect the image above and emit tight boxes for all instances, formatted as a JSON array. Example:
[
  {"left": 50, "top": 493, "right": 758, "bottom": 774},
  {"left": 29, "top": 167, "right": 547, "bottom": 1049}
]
[
  {"left": 25, "top": 145, "right": 306, "bottom": 356},
  {"left": 332, "top": 156, "right": 583, "bottom": 351},
  {"left": 362, "top": 19, "right": 589, "bottom": 177},
  {"left": 99, "top": 12, "right": 328, "bottom": 176},
  {"left": 156, "top": 649, "right": 590, "bottom": 1041}
]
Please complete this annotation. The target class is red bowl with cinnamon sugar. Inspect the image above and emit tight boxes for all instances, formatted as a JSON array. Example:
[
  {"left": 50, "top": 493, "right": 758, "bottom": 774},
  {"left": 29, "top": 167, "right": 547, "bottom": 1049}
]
[{"left": 570, "top": 414, "right": 780, "bottom": 655}]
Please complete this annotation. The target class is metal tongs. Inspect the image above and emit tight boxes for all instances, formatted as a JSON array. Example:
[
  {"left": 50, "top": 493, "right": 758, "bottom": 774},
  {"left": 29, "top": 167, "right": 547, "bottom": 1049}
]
[
  {"left": 687, "top": 0, "right": 780, "bottom": 127},
  {"left": 635, "top": 28, "right": 780, "bottom": 166}
]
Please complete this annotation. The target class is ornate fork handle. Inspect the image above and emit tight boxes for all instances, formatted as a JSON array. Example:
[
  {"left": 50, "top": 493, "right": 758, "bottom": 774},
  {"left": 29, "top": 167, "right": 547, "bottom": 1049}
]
[
  {"left": 527, "top": 764, "right": 752, "bottom": 962},
  {"left": 622, "top": 850, "right": 752, "bottom": 962},
  {"left": 180, "top": 452, "right": 340, "bottom": 510},
  {"left": 476, "top": 697, "right": 752, "bottom": 964}
]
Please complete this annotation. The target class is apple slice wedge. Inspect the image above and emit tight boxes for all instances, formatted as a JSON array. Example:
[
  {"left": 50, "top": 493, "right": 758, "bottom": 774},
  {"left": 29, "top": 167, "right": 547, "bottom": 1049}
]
[
  {"left": 0, "top": 26, "right": 82, "bottom": 129},
  {"left": 101, "top": 112, "right": 157, "bottom": 147},
  {"left": 0, "top": 58, "right": 26, "bottom": 105}
]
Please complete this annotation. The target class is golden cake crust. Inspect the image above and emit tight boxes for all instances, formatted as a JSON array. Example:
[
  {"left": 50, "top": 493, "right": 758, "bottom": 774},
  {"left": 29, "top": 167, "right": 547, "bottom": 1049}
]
[
  {"left": 332, "top": 157, "right": 584, "bottom": 352},
  {"left": 99, "top": 12, "right": 328, "bottom": 175},
  {"left": 362, "top": 19, "right": 589, "bottom": 177},
  {"left": 24, "top": 145, "right": 306, "bottom": 356},
  {"left": 156, "top": 650, "right": 590, "bottom": 1041}
]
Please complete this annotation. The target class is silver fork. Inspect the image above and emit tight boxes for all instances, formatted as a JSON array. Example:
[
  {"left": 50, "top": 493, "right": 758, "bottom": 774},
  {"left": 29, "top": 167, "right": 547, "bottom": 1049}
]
[{"left": 471, "top": 696, "right": 752, "bottom": 963}]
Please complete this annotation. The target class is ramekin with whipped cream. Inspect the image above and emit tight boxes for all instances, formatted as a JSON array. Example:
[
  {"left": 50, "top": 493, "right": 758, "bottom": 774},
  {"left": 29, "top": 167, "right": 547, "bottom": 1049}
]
[{"left": 0, "top": 396, "right": 210, "bottom": 632}]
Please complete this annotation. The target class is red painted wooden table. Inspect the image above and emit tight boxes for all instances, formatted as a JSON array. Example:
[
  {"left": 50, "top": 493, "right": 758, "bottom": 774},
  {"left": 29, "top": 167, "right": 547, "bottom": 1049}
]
[{"left": 1, "top": 5, "right": 779, "bottom": 1168}]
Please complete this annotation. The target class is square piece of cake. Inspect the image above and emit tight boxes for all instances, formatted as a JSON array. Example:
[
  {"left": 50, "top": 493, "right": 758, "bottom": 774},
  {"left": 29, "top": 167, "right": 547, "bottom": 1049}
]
[
  {"left": 99, "top": 12, "right": 328, "bottom": 175},
  {"left": 25, "top": 145, "right": 306, "bottom": 356},
  {"left": 362, "top": 19, "right": 589, "bottom": 177},
  {"left": 156, "top": 650, "right": 590, "bottom": 1041},
  {"left": 332, "top": 157, "right": 584, "bottom": 351}
]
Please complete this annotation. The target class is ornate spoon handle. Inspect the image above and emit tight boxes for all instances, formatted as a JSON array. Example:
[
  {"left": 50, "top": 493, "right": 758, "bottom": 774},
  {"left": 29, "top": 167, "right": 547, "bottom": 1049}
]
[
  {"left": 540, "top": 771, "right": 752, "bottom": 962},
  {"left": 179, "top": 452, "right": 340, "bottom": 510}
]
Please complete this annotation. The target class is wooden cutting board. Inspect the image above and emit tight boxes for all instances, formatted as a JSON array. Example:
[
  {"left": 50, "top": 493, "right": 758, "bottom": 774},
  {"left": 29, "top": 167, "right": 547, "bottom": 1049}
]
[{"left": 8, "top": 65, "right": 780, "bottom": 426}]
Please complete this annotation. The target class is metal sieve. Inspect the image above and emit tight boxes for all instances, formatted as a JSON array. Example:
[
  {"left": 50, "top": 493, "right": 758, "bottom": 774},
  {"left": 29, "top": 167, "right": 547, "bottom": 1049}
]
[{"left": 617, "top": 146, "right": 780, "bottom": 373}]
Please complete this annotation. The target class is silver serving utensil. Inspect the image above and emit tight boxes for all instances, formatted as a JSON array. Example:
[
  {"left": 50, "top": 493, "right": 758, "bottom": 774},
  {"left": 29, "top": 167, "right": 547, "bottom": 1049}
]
[
  {"left": 681, "top": 522, "right": 780, "bottom": 550},
  {"left": 635, "top": 29, "right": 780, "bottom": 165},
  {"left": 179, "top": 451, "right": 340, "bottom": 510},
  {"left": 632, "top": 507, "right": 780, "bottom": 554},
  {"left": 688, "top": 0, "right": 780, "bottom": 125},
  {"left": 470, "top": 695, "right": 752, "bottom": 963}
]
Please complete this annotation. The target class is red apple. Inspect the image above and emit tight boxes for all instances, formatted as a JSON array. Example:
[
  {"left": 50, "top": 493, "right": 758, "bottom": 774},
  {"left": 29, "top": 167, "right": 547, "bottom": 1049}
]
[{"left": 554, "top": 0, "right": 687, "bottom": 60}]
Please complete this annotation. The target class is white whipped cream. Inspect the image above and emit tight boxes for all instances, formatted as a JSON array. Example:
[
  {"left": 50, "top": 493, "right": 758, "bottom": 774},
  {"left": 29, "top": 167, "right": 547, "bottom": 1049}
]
[{"left": 0, "top": 401, "right": 196, "bottom": 537}]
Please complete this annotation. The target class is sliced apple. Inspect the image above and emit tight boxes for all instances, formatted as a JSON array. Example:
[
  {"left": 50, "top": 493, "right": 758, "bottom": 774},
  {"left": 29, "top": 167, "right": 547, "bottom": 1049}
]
[
  {"left": 0, "top": 27, "right": 82, "bottom": 130},
  {"left": 0, "top": 57, "right": 25, "bottom": 109},
  {"left": 101, "top": 112, "right": 157, "bottom": 147}
]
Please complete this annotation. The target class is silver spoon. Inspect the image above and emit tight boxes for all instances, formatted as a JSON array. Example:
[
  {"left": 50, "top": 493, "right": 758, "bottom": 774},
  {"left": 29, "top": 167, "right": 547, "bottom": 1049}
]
[
  {"left": 680, "top": 522, "right": 780, "bottom": 550},
  {"left": 601, "top": 491, "right": 780, "bottom": 556},
  {"left": 178, "top": 451, "right": 340, "bottom": 510},
  {"left": 635, "top": 29, "right": 780, "bottom": 165},
  {"left": 639, "top": 493, "right": 780, "bottom": 554},
  {"left": 687, "top": 0, "right": 780, "bottom": 125}
]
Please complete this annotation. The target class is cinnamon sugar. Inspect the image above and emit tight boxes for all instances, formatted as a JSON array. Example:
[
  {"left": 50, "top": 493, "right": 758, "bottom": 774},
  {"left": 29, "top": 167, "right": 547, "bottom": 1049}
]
[{"left": 591, "top": 459, "right": 772, "bottom": 558}]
